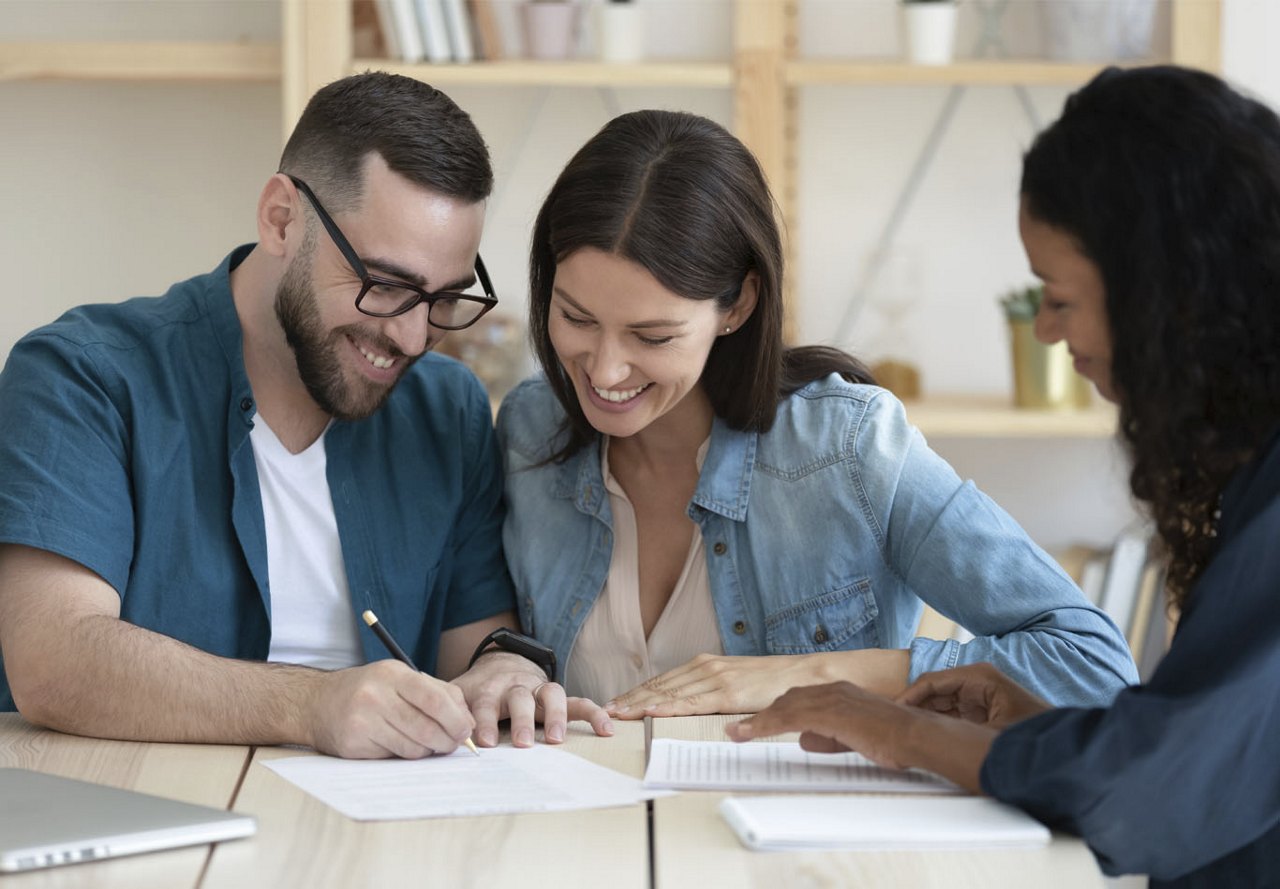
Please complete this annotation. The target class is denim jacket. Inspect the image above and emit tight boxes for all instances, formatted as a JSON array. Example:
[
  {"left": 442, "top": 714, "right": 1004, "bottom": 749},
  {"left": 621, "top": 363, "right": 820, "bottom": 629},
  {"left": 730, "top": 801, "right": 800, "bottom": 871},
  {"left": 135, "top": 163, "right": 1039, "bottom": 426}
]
[{"left": 497, "top": 374, "right": 1137, "bottom": 706}]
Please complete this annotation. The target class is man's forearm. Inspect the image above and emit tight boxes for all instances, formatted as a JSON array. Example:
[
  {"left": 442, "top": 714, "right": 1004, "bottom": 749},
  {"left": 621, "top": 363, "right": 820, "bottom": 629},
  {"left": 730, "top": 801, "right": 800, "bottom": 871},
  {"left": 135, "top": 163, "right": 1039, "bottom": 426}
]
[{"left": 14, "top": 612, "right": 324, "bottom": 747}]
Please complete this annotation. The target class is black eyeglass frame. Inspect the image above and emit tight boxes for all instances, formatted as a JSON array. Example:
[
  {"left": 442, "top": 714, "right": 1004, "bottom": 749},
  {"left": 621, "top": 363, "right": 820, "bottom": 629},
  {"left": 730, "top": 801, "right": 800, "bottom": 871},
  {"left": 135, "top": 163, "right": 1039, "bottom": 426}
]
[{"left": 285, "top": 175, "right": 497, "bottom": 329}]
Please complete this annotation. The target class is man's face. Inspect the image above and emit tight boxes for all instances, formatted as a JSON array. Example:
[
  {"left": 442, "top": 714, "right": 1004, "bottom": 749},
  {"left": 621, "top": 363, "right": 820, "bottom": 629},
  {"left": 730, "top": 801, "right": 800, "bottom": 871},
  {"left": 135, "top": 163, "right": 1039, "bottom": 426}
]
[{"left": 277, "top": 155, "right": 486, "bottom": 421}]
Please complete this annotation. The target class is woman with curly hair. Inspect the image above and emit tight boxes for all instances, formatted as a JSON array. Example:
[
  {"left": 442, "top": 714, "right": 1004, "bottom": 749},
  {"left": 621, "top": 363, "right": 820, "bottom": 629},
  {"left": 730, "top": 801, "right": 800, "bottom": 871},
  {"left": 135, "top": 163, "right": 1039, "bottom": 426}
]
[{"left": 730, "top": 65, "right": 1280, "bottom": 887}]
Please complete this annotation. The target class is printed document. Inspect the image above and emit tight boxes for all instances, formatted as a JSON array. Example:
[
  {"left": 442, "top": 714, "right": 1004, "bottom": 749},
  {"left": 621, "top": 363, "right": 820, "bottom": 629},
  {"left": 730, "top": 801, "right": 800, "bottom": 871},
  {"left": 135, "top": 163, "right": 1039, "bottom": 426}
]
[
  {"left": 263, "top": 746, "right": 667, "bottom": 821},
  {"left": 643, "top": 739, "right": 961, "bottom": 793}
]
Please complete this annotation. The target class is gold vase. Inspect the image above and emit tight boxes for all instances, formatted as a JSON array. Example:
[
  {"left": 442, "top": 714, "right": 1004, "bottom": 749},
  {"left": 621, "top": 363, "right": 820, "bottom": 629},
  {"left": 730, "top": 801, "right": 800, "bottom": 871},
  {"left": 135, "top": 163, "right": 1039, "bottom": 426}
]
[{"left": 1008, "top": 320, "right": 1092, "bottom": 410}]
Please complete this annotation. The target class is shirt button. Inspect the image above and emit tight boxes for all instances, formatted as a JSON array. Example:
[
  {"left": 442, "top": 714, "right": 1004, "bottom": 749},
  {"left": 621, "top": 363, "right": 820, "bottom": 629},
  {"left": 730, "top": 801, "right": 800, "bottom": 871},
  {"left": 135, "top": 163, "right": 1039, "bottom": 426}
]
[
  {"left": 813, "top": 626, "right": 829, "bottom": 644},
  {"left": 239, "top": 397, "right": 253, "bottom": 412},
  {"left": 631, "top": 655, "right": 644, "bottom": 669},
  {"left": 732, "top": 620, "right": 746, "bottom": 635},
  {"left": 713, "top": 542, "right": 727, "bottom": 556}
]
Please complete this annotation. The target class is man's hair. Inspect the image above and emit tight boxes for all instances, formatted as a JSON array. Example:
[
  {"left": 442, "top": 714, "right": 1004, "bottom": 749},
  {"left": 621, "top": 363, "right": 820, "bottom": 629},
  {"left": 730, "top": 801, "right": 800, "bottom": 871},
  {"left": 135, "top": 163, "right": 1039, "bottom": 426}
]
[
  {"left": 278, "top": 72, "right": 492, "bottom": 212},
  {"left": 1023, "top": 65, "right": 1280, "bottom": 608},
  {"left": 529, "top": 109, "right": 872, "bottom": 462}
]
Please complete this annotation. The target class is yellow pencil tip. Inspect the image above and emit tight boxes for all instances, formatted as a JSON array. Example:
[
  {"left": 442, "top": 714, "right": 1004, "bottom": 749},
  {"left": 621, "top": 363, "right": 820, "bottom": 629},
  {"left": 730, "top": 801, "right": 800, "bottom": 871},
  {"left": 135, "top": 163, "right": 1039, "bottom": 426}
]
[
  {"left": 362, "top": 610, "right": 377, "bottom": 626},
  {"left": 465, "top": 737, "right": 480, "bottom": 756}
]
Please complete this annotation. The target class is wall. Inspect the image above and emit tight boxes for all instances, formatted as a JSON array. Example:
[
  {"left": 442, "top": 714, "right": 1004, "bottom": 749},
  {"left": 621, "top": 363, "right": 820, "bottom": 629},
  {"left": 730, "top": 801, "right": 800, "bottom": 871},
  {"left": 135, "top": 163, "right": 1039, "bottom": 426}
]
[{"left": 0, "top": 0, "right": 1267, "bottom": 552}]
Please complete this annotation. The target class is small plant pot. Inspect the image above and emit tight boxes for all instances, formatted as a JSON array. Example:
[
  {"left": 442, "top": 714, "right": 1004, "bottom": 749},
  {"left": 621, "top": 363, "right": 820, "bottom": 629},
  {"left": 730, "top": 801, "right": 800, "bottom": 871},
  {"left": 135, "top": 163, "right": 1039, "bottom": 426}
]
[
  {"left": 901, "top": 2, "right": 958, "bottom": 66},
  {"left": 522, "top": 1, "right": 580, "bottom": 61},
  {"left": 1008, "top": 320, "right": 1092, "bottom": 410}
]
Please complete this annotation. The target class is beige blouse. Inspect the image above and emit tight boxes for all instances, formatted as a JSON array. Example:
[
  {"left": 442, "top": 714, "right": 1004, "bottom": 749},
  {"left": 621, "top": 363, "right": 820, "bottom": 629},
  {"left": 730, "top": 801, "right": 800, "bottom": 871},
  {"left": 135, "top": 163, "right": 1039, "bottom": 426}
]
[{"left": 563, "top": 437, "right": 724, "bottom": 704}]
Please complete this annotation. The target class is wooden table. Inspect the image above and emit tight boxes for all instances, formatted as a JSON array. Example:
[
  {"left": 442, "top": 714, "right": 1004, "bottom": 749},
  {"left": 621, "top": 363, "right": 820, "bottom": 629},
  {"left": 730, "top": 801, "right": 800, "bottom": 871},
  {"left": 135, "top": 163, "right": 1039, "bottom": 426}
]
[
  {"left": 1, "top": 714, "right": 1108, "bottom": 888},
  {"left": 649, "top": 715, "right": 1105, "bottom": 889}
]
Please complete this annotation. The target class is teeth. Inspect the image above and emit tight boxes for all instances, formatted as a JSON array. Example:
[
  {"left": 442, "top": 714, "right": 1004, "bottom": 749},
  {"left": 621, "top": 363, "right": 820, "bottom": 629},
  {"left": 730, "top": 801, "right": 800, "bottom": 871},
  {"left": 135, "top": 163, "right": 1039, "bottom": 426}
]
[
  {"left": 593, "top": 383, "right": 648, "bottom": 403},
  {"left": 358, "top": 344, "right": 395, "bottom": 370}
]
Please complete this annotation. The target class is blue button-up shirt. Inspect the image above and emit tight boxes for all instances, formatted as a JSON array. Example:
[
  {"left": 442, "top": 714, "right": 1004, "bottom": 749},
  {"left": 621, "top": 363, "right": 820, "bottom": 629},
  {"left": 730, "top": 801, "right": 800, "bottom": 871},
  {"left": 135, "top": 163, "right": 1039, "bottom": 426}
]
[
  {"left": 0, "top": 246, "right": 514, "bottom": 709},
  {"left": 498, "top": 374, "right": 1136, "bottom": 707}
]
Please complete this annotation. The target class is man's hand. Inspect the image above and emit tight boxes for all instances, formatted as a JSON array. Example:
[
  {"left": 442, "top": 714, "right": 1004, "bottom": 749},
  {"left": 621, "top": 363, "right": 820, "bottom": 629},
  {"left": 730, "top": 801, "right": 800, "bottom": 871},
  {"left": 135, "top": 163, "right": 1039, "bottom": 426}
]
[
  {"left": 897, "top": 663, "right": 1052, "bottom": 730},
  {"left": 305, "top": 659, "right": 476, "bottom": 759},
  {"left": 452, "top": 650, "right": 613, "bottom": 748}
]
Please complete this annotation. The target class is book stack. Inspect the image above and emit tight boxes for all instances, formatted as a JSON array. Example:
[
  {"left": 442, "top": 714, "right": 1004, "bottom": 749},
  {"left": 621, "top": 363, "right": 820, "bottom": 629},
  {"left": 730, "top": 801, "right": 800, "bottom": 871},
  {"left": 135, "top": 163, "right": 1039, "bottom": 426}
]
[{"left": 371, "top": 0, "right": 505, "bottom": 63}]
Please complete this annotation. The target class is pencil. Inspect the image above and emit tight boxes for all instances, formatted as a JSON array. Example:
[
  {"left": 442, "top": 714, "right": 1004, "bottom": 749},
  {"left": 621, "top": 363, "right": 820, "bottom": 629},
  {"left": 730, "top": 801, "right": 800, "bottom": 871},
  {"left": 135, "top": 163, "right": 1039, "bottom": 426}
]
[{"left": 361, "top": 609, "right": 480, "bottom": 756}]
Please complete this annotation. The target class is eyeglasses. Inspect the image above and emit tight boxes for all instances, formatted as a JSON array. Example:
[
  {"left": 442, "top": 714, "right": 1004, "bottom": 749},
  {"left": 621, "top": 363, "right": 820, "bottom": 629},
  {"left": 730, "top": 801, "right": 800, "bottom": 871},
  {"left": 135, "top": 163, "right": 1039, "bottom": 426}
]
[{"left": 286, "top": 175, "right": 497, "bottom": 330}]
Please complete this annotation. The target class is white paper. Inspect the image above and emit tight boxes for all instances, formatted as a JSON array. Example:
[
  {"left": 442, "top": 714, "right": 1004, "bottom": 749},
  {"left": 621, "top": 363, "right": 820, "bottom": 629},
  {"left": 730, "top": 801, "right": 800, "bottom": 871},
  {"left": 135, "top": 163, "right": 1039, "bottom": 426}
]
[
  {"left": 720, "top": 795, "right": 1051, "bottom": 851},
  {"left": 644, "top": 739, "right": 962, "bottom": 794},
  {"left": 263, "top": 746, "right": 668, "bottom": 821}
]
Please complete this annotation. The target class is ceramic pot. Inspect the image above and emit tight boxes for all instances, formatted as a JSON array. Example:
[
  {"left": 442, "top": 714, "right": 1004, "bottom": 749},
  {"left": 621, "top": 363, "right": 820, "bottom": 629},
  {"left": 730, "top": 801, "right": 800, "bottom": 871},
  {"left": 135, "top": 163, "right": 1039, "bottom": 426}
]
[
  {"left": 901, "top": 2, "right": 958, "bottom": 66},
  {"left": 522, "top": 1, "right": 580, "bottom": 60}
]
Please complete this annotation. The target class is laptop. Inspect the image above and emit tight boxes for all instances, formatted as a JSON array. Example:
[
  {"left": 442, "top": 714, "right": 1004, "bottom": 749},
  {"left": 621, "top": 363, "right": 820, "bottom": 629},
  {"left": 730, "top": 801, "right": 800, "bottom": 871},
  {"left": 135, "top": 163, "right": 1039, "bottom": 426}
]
[{"left": 0, "top": 767, "right": 256, "bottom": 872}]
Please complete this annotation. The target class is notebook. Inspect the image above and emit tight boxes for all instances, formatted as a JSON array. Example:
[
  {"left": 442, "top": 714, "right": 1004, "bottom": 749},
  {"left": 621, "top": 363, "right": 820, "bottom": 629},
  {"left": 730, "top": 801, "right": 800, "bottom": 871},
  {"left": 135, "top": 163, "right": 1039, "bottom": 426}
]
[
  {"left": 720, "top": 794, "right": 1051, "bottom": 852},
  {"left": 0, "top": 767, "right": 256, "bottom": 873}
]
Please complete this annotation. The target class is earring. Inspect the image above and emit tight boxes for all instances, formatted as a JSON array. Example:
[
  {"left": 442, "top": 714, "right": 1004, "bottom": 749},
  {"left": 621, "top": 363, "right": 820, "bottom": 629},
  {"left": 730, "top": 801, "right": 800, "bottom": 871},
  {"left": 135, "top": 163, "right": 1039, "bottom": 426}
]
[{"left": 723, "top": 326, "right": 732, "bottom": 334}]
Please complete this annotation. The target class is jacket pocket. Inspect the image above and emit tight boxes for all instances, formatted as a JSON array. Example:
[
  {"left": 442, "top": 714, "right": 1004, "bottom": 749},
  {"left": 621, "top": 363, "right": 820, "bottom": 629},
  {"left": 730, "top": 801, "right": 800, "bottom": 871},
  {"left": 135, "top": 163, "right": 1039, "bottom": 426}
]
[{"left": 764, "top": 578, "right": 879, "bottom": 654}]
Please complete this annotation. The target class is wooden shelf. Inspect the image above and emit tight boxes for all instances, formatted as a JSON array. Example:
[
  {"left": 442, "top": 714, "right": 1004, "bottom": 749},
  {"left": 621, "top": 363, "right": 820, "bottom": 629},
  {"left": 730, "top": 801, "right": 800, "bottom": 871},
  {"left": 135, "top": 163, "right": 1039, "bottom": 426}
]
[
  {"left": 900, "top": 394, "right": 1116, "bottom": 438},
  {"left": 0, "top": 41, "right": 281, "bottom": 82},
  {"left": 786, "top": 59, "right": 1161, "bottom": 87},
  {"left": 356, "top": 59, "right": 734, "bottom": 89}
]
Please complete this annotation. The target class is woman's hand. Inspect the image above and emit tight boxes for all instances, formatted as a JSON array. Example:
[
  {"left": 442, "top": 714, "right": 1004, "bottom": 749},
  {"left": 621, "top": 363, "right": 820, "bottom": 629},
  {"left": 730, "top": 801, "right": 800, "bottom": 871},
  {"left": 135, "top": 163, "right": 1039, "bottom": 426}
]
[
  {"left": 727, "top": 680, "right": 997, "bottom": 793},
  {"left": 603, "top": 652, "right": 825, "bottom": 718},
  {"left": 897, "top": 663, "right": 1052, "bottom": 730},
  {"left": 605, "top": 649, "right": 911, "bottom": 719}
]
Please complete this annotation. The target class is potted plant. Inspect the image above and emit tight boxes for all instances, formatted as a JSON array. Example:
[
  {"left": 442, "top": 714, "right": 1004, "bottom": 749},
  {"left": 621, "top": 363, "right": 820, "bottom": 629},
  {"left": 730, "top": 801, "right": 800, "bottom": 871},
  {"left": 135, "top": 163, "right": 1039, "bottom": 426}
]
[
  {"left": 901, "top": 0, "right": 958, "bottom": 66},
  {"left": 1000, "top": 285, "right": 1091, "bottom": 410},
  {"left": 522, "top": 0, "right": 580, "bottom": 60}
]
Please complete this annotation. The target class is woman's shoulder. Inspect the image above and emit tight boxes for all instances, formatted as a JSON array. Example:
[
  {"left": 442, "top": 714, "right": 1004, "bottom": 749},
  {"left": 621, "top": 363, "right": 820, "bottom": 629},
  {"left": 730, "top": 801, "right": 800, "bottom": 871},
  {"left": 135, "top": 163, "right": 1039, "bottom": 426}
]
[
  {"left": 496, "top": 374, "right": 571, "bottom": 460},
  {"left": 757, "top": 375, "right": 913, "bottom": 464}
]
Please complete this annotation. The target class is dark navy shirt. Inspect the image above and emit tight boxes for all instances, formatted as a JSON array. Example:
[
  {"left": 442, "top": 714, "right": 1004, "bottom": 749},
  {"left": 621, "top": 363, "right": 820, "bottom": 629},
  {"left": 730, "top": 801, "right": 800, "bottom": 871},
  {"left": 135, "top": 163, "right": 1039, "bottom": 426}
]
[
  {"left": 981, "top": 430, "right": 1280, "bottom": 887},
  {"left": 0, "top": 246, "right": 515, "bottom": 709}
]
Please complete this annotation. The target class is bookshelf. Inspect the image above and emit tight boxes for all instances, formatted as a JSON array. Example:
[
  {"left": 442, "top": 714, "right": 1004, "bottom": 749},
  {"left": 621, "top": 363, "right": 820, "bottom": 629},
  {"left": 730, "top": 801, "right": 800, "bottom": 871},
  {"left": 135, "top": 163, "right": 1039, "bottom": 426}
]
[{"left": 0, "top": 40, "right": 280, "bottom": 82}]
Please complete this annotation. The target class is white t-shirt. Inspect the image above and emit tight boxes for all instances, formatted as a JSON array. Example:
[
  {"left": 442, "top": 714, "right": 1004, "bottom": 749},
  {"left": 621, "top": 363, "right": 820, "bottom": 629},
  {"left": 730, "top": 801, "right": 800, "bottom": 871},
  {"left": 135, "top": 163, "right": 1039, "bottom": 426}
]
[{"left": 250, "top": 417, "right": 363, "bottom": 671}]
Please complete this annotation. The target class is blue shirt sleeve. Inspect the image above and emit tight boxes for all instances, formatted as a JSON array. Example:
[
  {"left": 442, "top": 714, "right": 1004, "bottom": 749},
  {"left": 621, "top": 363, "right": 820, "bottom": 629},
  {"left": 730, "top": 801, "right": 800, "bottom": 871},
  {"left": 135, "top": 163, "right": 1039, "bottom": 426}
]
[
  {"left": 0, "top": 328, "right": 134, "bottom": 593},
  {"left": 854, "top": 391, "right": 1138, "bottom": 705}
]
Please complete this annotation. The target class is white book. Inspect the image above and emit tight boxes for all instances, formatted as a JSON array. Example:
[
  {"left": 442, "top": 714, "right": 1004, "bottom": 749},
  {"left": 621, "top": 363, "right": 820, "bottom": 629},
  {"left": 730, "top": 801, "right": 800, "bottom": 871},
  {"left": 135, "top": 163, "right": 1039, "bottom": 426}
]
[
  {"left": 441, "top": 0, "right": 475, "bottom": 63},
  {"left": 387, "top": 0, "right": 426, "bottom": 61},
  {"left": 414, "top": 0, "right": 454, "bottom": 62},
  {"left": 1098, "top": 523, "right": 1152, "bottom": 634},
  {"left": 720, "top": 795, "right": 1051, "bottom": 852}
]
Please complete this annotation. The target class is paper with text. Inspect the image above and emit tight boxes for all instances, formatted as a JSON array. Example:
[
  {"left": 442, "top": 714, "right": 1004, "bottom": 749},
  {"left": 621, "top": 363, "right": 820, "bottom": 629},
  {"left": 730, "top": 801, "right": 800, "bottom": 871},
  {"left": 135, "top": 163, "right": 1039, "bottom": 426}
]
[
  {"left": 263, "top": 746, "right": 668, "bottom": 821},
  {"left": 643, "top": 740, "right": 962, "bottom": 793}
]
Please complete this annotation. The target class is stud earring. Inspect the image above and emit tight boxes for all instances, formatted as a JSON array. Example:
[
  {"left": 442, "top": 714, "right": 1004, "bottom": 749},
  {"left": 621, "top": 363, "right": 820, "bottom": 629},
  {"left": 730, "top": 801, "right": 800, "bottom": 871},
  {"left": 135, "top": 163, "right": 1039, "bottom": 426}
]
[{"left": 723, "top": 326, "right": 732, "bottom": 334}]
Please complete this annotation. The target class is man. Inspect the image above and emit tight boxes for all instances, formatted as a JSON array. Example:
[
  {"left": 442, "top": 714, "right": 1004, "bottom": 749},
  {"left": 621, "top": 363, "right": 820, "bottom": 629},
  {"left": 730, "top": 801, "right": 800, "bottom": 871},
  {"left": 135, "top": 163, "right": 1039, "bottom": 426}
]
[{"left": 0, "top": 73, "right": 610, "bottom": 758}]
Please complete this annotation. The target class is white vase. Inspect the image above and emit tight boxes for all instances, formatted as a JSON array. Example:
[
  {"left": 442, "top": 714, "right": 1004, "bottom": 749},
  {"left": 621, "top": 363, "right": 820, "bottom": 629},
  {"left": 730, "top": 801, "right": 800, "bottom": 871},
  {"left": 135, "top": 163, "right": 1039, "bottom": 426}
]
[
  {"left": 598, "top": 1, "right": 645, "bottom": 63},
  {"left": 522, "top": 1, "right": 580, "bottom": 61},
  {"left": 901, "top": 2, "right": 958, "bottom": 66}
]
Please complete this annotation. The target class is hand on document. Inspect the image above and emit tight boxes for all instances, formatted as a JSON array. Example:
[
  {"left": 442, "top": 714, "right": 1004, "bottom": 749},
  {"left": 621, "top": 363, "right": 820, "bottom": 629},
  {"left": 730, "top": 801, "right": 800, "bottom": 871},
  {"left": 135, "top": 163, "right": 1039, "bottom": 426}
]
[
  {"left": 726, "top": 673, "right": 1009, "bottom": 794},
  {"left": 453, "top": 650, "right": 614, "bottom": 748}
]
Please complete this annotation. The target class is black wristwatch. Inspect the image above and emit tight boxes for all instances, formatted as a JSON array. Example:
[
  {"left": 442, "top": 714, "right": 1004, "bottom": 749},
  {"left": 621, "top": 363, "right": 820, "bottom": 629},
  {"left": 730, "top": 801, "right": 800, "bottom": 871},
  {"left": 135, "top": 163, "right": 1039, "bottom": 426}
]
[{"left": 468, "top": 627, "right": 557, "bottom": 682}]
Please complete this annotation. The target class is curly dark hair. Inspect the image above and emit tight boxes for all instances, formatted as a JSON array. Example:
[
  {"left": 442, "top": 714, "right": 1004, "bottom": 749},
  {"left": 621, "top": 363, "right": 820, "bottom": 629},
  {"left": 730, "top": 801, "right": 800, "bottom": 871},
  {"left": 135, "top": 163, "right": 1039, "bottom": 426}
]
[
  {"left": 529, "top": 110, "right": 873, "bottom": 462},
  {"left": 1022, "top": 66, "right": 1280, "bottom": 608}
]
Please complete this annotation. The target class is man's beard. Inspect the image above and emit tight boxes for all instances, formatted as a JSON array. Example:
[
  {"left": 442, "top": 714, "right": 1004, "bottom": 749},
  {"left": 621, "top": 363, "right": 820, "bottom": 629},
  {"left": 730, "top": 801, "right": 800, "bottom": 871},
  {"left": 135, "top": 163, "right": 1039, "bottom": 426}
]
[{"left": 273, "top": 255, "right": 418, "bottom": 421}]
